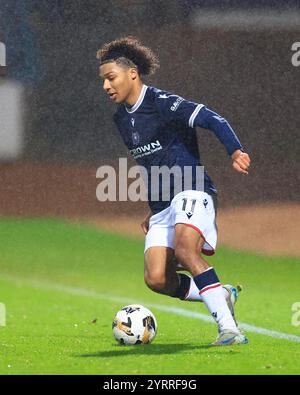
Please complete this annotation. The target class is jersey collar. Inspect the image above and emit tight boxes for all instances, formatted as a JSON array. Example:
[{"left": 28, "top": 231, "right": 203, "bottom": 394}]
[{"left": 125, "top": 84, "right": 148, "bottom": 114}]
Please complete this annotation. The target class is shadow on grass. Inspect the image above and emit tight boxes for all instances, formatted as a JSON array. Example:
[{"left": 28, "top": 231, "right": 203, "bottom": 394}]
[{"left": 77, "top": 343, "right": 239, "bottom": 358}]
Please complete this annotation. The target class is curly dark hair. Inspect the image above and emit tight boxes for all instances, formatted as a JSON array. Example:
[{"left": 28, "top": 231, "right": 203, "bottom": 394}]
[{"left": 97, "top": 36, "right": 159, "bottom": 76}]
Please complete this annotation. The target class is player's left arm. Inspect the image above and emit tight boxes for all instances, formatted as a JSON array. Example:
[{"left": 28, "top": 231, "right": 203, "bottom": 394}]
[
  {"left": 193, "top": 106, "right": 251, "bottom": 175},
  {"left": 230, "top": 149, "right": 251, "bottom": 175},
  {"left": 155, "top": 93, "right": 251, "bottom": 174}
]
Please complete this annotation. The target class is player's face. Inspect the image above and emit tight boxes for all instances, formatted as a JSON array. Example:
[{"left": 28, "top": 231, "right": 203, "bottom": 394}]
[{"left": 100, "top": 62, "right": 136, "bottom": 104}]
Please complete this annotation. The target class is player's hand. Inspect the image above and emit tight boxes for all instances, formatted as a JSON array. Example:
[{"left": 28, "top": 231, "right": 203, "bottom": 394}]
[
  {"left": 141, "top": 211, "right": 152, "bottom": 235},
  {"left": 231, "top": 149, "right": 251, "bottom": 175}
]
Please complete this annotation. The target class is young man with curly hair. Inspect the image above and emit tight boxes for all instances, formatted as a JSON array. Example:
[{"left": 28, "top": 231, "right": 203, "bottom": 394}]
[{"left": 97, "top": 37, "right": 251, "bottom": 346}]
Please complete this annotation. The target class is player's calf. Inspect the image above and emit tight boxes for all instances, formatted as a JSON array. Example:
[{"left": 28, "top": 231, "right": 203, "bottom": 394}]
[
  {"left": 144, "top": 270, "right": 166, "bottom": 294},
  {"left": 174, "top": 245, "right": 209, "bottom": 276},
  {"left": 144, "top": 269, "right": 178, "bottom": 297}
]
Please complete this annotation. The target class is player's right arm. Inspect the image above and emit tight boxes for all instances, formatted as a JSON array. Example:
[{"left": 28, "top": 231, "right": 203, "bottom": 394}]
[{"left": 141, "top": 210, "right": 152, "bottom": 235}]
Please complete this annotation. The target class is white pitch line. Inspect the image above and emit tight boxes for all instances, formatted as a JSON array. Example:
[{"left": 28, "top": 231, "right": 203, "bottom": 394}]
[{"left": 2, "top": 274, "right": 300, "bottom": 343}]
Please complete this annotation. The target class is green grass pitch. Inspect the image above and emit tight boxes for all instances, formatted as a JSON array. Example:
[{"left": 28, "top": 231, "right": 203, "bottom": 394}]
[{"left": 0, "top": 218, "right": 300, "bottom": 375}]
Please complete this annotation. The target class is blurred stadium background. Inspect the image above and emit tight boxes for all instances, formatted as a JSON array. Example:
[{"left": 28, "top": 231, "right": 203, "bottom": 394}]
[{"left": 0, "top": 0, "right": 299, "bottom": 256}]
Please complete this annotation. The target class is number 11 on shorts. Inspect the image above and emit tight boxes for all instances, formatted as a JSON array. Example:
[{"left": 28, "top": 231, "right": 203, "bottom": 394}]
[{"left": 182, "top": 198, "right": 196, "bottom": 213}]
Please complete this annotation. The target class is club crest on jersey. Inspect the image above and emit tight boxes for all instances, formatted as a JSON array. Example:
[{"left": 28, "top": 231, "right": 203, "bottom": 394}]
[{"left": 131, "top": 130, "right": 140, "bottom": 146}]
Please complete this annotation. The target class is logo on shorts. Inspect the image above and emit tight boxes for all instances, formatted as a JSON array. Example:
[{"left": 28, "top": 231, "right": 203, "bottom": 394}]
[
  {"left": 212, "top": 312, "right": 217, "bottom": 318},
  {"left": 186, "top": 212, "right": 193, "bottom": 219},
  {"left": 203, "top": 199, "right": 208, "bottom": 208}
]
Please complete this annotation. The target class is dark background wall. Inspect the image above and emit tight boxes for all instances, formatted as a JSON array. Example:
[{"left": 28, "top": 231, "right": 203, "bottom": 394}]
[{"left": 0, "top": 0, "right": 299, "bottom": 211}]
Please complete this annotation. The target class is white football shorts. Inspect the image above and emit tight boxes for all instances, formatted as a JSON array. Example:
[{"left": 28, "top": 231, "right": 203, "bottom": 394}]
[{"left": 144, "top": 190, "right": 218, "bottom": 255}]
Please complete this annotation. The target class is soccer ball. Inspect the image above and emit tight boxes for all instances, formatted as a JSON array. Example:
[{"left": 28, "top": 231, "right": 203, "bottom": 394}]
[{"left": 112, "top": 304, "right": 157, "bottom": 345}]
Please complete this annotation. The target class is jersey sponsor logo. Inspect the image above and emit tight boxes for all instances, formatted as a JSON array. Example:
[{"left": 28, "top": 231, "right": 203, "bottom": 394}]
[
  {"left": 129, "top": 140, "right": 162, "bottom": 159},
  {"left": 170, "top": 97, "right": 184, "bottom": 112}
]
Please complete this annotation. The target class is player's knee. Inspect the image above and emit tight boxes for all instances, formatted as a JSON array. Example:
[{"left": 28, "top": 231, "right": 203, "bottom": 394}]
[{"left": 144, "top": 270, "right": 166, "bottom": 293}]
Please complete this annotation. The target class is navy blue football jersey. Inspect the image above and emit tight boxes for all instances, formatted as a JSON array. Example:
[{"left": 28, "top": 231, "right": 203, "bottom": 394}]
[{"left": 113, "top": 85, "right": 243, "bottom": 214}]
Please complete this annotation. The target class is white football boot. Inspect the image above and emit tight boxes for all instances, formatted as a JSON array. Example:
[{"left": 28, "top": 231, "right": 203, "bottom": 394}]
[
  {"left": 212, "top": 284, "right": 249, "bottom": 346},
  {"left": 222, "top": 284, "right": 240, "bottom": 326},
  {"left": 212, "top": 329, "right": 249, "bottom": 346}
]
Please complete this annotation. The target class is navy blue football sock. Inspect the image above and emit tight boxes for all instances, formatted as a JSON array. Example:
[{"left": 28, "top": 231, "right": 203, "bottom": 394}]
[
  {"left": 173, "top": 273, "right": 191, "bottom": 299},
  {"left": 193, "top": 267, "right": 220, "bottom": 294}
]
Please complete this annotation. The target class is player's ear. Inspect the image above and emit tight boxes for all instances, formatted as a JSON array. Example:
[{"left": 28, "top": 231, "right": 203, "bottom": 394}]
[{"left": 130, "top": 67, "right": 138, "bottom": 81}]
